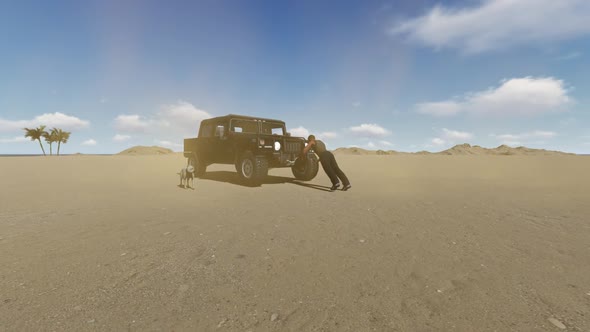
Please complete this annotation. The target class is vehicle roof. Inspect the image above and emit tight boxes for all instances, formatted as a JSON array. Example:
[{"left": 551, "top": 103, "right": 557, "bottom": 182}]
[{"left": 202, "top": 114, "right": 285, "bottom": 124}]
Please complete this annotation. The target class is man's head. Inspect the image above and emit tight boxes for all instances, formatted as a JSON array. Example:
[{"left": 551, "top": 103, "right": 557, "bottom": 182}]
[{"left": 307, "top": 134, "right": 316, "bottom": 142}]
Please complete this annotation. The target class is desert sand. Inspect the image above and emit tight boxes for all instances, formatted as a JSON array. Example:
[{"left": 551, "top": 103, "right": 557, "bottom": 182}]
[{"left": 1, "top": 152, "right": 589, "bottom": 331}]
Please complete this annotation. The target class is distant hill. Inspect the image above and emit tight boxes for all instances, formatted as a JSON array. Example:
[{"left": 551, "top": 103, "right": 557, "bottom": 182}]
[
  {"left": 333, "top": 144, "right": 575, "bottom": 156},
  {"left": 333, "top": 147, "right": 400, "bottom": 155},
  {"left": 436, "top": 144, "right": 575, "bottom": 156},
  {"left": 116, "top": 146, "right": 174, "bottom": 155}
]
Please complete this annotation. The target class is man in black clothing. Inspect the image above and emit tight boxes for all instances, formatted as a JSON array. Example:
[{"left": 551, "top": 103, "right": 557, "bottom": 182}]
[{"left": 301, "top": 135, "right": 351, "bottom": 191}]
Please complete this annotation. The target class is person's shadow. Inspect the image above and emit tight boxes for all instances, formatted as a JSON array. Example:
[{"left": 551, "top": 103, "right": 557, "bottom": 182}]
[{"left": 194, "top": 171, "right": 332, "bottom": 192}]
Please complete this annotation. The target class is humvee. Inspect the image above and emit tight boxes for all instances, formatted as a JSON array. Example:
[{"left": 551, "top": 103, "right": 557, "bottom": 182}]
[{"left": 183, "top": 114, "right": 319, "bottom": 185}]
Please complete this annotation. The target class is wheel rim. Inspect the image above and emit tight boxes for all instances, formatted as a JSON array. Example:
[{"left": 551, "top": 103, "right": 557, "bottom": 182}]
[{"left": 242, "top": 159, "right": 254, "bottom": 178}]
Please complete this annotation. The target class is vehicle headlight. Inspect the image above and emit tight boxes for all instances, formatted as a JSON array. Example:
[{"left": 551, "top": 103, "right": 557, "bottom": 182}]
[{"left": 274, "top": 141, "right": 281, "bottom": 151}]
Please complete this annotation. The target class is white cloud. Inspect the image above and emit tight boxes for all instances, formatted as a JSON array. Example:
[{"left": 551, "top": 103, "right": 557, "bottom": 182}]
[
  {"left": 0, "top": 112, "right": 90, "bottom": 133},
  {"left": 81, "top": 139, "right": 97, "bottom": 146},
  {"left": 0, "top": 136, "right": 29, "bottom": 143},
  {"left": 379, "top": 140, "right": 393, "bottom": 147},
  {"left": 114, "top": 114, "right": 150, "bottom": 133},
  {"left": 535, "top": 131, "right": 557, "bottom": 138},
  {"left": 391, "top": 0, "right": 590, "bottom": 54},
  {"left": 442, "top": 128, "right": 473, "bottom": 140},
  {"left": 156, "top": 140, "right": 182, "bottom": 149},
  {"left": 318, "top": 131, "right": 338, "bottom": 139},
  {"left": 289, "top": 126, "right": 310, "bottom": 138},
  {"left": 431, "top": 138, "right": 445, "bottom": 146},
  {"left": 366, "top": 140, "right": 394, "bottom": 150},
  {"left": 114, "top": 101, "right": 212, "bottom": 137},
  {"left": 416, "top": 101, "right": 462, "bottom": 116},
  {"left": 491, "top": 130, "right": 557, "bottom": 146},
  {"left": 491, "top": 130, "right": 557, "bottom": 141},
  {"left": 429, "top": 128, "right": 472, "bottom": 148},
  {"left": 349, "top": 123, "right": 391, "bottom": 137},
  {"left": 416, "top": 77, "right": 571, "bottom": 117},
  {"left": 113, "top": 134, "right": 131, "bottom": 142},
  {"left": 352, "top": 102, "right": 361, "bottom": 108},
  {"left": 157, "top": 101, "right": 211, "bottom": 136}
]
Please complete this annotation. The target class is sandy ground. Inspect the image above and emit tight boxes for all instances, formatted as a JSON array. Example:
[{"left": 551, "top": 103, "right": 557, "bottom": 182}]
[{"left": 1, "top": 154, "right": 589, "bottom": 331}]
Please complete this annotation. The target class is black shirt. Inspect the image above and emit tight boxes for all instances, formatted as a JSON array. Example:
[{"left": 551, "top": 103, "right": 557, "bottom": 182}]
[{"left": 312, "top": 140, "right": 328, "bottom": 154}]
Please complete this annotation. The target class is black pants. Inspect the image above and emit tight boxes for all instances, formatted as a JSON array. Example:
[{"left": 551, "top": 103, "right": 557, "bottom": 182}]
[{"left": 318, "top": 151, "right": 350, "bottom": 186}]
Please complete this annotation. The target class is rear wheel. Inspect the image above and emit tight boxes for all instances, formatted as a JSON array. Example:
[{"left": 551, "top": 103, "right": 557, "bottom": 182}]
[
  {"left": 188, "top": 153, "right": 206, "bottom": 177},
  {"left": 292, "top": 154, "right": 319, "bottom": 181},
  {"left": 236, "top": 151, "right": 268, "bottom": 186}
]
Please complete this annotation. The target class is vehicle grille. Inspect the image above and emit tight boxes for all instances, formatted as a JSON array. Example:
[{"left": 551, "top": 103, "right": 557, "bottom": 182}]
[{"left": 284, "top": 141, "right": 302, "bottom": 153}]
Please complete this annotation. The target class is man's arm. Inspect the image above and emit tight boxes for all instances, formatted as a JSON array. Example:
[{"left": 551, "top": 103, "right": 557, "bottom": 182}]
[{"left": 301, "top": 140, "right": 314, "bottom": 156}]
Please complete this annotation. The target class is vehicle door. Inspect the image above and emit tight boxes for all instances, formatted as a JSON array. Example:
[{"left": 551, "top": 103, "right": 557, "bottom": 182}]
[{"left": 206, "top": 121, "right": 224, "bottom": 163}]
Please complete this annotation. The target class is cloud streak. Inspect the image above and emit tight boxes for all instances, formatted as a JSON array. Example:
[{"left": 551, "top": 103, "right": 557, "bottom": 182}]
[
  {"left": 416, "top": 77, "right": 571, "bottom": 117},
  {"left": 391, "top": 0, "right": 590, "bottom": 54},
  {"left": 490, "top": 130, "right": 557, "bottom": 141},
  {"left": 349, "top": 124, "right": 391, "bottom": 138},
  {"left": 0, "top": 136, "right": 29, "bottom": 143},
  {"left": 428, "top": 128, "right": 474, "bottom": 147},
  {"left": 490, "top": 130, "right": 557, "bottom": 146},
  {"left": 81, "top": 139, "right": 97, "bottom": 146},
  {"left": 114, "top": 101, "right": 211, "bottom": 136},
  {"left": 0, "top": 112, "right": 90, "bottom": 133},
  {"left": 113, "top": 101, "right": 212, "bottom": 148},
  {"left": 113, "top": 134, "right": 131, "bottom": 142},
  {"left": 442, "top": 128, "right": 473, "bottom": 141},
  {"left": 289, "top": 126, "right": 309, "bottom": 138}
]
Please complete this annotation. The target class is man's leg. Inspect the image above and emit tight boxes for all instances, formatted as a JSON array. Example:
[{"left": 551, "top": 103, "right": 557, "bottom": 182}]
[
  {"left": 328, "top": 152, "right": 350, "bottom": 186},
  {"left": 320, "top": 156, "right": 339, "bottom": 186}
]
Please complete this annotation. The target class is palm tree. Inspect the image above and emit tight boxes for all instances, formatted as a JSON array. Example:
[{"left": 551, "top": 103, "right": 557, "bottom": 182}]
[
  {"left": 55, "top": 128, "right": 71, "bottom": 156},
  {"left": 43, "top": 128, "right": 59, "bottom": 156},
  {"left": 23, "top": 125, "right": 48, "bottom": 156}
]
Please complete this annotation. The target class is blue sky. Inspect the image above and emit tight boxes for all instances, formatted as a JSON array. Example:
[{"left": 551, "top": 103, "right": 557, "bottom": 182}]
[{"left": 1, "top": 0, "right": 589, "bottom": 154}]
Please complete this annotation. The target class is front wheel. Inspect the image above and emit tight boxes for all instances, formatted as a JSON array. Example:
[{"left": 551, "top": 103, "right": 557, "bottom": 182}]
[
  {"left": 188, "top": 153, "right": 206, "bottom": 177},
  {"left": 292, "top": 154, "right": 319, "bottom": 181},
  {"left": 236, "top": 151, "right": 268, "bottom": 186}
]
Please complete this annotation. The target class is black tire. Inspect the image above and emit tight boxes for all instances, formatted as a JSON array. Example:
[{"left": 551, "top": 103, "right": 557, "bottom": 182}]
[
  {"left": 236, "top": 151, "right": 268, "bottom": 185},
  {"left": 292, "top": 154, "right": 319, "bottom": 181},
  {"left": 188, "top": 153, "right": 206, "bottom": 177}
]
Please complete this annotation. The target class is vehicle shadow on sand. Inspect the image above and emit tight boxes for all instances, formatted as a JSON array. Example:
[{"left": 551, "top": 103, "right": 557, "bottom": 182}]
[{"left": 196, "top": 171, "right": 332, "bottom": 192}]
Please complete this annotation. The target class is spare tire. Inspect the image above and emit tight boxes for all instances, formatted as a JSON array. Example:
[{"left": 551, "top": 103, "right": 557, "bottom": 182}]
[{"left": 292, "top": 154, "right": 319, "bottom": 181}]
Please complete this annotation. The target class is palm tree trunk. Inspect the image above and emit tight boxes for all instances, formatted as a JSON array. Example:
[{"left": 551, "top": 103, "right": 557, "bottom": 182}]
[
  {"left": 57, "top": 142, "right": 61, "bottom": 156},
  {"left": 37, "top": 139, "right": 47, "bottom": 156},
  {"left": 49, "top": 143, "right": 53, "bottom": 156}
]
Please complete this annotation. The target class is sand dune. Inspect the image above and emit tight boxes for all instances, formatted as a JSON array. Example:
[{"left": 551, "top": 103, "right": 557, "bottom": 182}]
[
  {"left": 1, "top": 154, "right": 589, "bottom": 331},
  {"left": 116, "top": 145, "right": 175, "bottom": 155}
]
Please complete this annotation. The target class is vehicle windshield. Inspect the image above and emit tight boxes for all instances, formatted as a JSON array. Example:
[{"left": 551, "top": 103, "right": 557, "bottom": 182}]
[
  {"left": 230, "top": 119, "right": 259, "bottom": 134},
  {"left": 261, "top": 122, "right": 285, "bottom": 135}
]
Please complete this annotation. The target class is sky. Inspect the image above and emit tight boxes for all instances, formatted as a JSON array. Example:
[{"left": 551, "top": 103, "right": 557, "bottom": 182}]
[{"left": 1, "top": 0, "right": 590, "bottom": 154}]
